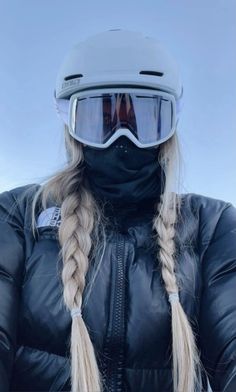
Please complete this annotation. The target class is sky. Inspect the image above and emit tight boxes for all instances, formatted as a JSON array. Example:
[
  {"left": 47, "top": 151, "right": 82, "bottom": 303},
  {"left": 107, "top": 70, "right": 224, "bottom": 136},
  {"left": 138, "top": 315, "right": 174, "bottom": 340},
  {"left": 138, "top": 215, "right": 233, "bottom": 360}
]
[{"left": 0, "top": 0, "right": 235, "bottom": 206}]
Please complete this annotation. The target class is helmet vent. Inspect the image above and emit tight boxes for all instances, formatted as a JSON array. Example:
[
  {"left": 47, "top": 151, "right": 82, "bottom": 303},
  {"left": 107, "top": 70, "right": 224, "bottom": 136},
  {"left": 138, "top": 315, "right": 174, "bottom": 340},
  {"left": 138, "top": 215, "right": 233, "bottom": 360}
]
[
  {"left": 64, "top": 74, "right": 83, "bottom": 81},
  {"left": 140, "top": 70, "right": 163, "bottom": 77}
]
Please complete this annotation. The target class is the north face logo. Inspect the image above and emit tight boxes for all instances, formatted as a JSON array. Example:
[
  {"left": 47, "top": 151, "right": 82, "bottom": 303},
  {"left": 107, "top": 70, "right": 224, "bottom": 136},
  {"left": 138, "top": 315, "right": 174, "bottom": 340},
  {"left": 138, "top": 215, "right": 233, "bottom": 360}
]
[{"left": 36, "top": 207, "right": 61, "bottom": 228}]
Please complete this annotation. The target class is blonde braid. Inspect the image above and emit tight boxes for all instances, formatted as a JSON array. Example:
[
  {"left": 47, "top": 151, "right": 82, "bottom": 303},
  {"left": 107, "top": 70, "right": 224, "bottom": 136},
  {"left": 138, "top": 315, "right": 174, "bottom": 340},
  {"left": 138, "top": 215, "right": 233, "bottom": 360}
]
[
  {"left": 153, "top": 192, "right": 203, "bottom": 392},
  {"left": 58, "top": 186, "right": 103, "bottom": 392}
]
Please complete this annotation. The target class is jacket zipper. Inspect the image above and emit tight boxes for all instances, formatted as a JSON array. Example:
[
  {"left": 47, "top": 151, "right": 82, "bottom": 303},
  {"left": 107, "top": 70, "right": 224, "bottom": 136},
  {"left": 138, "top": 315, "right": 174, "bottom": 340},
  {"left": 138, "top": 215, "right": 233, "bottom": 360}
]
[{"left": 102, "top": 234, "right": 126, "bottom": 392}]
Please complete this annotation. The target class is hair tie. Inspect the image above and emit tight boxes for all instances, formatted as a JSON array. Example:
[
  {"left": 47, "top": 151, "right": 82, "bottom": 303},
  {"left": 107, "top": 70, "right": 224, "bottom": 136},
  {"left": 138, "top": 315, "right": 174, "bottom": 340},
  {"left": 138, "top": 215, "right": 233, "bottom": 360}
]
[
  {"left": 71, "top": 307, "right": 82, "bottom": 318},
  {"left": 168, "top": 292, "right": 179, "bottom": 303}
]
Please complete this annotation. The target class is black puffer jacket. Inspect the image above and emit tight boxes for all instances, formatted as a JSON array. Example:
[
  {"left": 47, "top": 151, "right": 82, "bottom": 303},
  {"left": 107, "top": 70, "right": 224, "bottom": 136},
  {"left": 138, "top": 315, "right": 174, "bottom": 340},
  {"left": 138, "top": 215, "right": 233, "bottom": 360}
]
[{"left": 0, "top": 183, "right": 236, "bottom": 392}]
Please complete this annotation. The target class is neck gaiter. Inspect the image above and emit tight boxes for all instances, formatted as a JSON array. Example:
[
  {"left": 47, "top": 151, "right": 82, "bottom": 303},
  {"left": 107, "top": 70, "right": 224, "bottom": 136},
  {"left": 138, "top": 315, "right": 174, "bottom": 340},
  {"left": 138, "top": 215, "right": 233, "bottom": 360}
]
[{"left": 82, "top": 136, "right": 165, "bottom": 214}]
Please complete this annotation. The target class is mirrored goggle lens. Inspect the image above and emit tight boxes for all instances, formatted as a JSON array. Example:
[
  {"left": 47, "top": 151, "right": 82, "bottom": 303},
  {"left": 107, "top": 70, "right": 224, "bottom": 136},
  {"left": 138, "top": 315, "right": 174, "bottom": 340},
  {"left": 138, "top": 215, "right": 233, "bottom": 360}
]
[{"left": 70, "top": 92, "right": 173, "bottom": 145}]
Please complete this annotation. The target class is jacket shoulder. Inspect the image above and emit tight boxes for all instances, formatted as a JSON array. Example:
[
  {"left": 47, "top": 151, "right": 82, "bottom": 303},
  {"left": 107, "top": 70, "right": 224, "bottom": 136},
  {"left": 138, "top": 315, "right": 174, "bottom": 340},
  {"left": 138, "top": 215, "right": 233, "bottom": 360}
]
[
  {"left": 180, "top": 192, "right": 235, "bottom": 248},
  {"left": 0, "top": 183, "right": 41, "bottom": 227}
]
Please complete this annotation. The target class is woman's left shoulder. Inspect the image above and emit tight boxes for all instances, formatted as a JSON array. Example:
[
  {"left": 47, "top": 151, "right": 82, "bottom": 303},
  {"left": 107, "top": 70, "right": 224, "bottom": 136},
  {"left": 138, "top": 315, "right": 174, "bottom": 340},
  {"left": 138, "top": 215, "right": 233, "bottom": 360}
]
[
  {"left": 180, "top": 191, "right": 235, "bottom": 215},
  {"left": 181, "top": 191, "right": 235, "bottom": 224},
  {"left": 178, "top": 192, "right": 236, "bottom": 248}
]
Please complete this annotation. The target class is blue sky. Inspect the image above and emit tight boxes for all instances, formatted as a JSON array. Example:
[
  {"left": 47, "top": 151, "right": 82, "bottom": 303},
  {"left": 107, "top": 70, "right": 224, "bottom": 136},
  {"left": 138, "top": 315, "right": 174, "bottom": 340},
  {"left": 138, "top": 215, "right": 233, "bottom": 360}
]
[{"left": 0, "top": 0, "right": 235, "bottom": 205}]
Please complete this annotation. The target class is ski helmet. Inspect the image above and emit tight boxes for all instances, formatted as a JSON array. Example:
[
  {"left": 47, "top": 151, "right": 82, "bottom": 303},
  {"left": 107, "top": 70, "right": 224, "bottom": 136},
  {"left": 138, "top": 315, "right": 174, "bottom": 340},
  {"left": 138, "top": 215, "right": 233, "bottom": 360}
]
[{"left": 54, "top": 29, "right": 183, "bottom": 104}]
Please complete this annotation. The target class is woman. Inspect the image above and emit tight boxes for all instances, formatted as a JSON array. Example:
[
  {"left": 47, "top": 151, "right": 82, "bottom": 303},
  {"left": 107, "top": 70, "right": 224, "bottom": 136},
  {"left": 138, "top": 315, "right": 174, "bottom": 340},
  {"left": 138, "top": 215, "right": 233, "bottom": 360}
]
[{"left": 0, "top": 29, "right": 235, "bottom": 392}]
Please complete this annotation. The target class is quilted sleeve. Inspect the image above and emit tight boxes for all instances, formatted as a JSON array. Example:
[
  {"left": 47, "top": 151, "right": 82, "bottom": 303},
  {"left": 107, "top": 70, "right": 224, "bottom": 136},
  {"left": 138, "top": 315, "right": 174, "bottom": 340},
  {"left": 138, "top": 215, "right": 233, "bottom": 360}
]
[
  {"left": 199, "top": 202, "right": 236, "bottom": 392},
  {"left": 0, "top": 189, "right": 25, "bottom": 392}
]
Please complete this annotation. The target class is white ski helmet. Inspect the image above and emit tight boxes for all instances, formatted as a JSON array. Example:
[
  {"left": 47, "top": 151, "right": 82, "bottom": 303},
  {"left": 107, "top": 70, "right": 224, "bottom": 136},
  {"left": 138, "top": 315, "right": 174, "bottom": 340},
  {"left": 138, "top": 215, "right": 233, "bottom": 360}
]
[{"left": 54, "top": 29, "right": 183, "bottom": 106}]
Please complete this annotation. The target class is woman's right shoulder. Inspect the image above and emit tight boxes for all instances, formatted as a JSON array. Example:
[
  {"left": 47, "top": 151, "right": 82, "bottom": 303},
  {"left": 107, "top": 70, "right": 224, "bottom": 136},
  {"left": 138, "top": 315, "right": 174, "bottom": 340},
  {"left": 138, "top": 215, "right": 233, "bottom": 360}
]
[{"left": 0, "top": 183, "right": 41, "bottom": 225}]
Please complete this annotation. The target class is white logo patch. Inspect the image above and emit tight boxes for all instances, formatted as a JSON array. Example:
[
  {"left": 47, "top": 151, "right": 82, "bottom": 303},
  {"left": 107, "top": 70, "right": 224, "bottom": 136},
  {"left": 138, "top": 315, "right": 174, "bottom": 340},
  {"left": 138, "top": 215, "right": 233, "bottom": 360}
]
[{"left": 36, "top": 207, "right": 61, "bottom": 228}]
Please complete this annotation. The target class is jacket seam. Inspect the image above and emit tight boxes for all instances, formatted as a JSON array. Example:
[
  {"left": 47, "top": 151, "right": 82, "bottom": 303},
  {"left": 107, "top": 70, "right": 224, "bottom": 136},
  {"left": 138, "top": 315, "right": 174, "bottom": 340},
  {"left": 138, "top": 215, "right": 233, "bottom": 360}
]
[
  {"left": 0, "top": 191, "right": 21, "bottom": 223},
  {"left": 222, "top": 368, "right": 236, "bottom": 391},
  {"left": 201, "top": 202, "right": 233, "bottom": 258},
  {"left": 16, "top": 343, "right": 68, "bottom": 359},
  {"left": 11, "top": 191, "right": 25, "bottom": 226}
]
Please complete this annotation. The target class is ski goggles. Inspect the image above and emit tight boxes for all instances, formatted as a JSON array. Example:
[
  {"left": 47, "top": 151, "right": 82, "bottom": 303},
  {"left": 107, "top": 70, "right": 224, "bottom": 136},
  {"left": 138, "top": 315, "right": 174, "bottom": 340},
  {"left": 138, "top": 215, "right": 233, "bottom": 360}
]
[{"left": 54, "top": 87, "right": 180, "bottom": 148}]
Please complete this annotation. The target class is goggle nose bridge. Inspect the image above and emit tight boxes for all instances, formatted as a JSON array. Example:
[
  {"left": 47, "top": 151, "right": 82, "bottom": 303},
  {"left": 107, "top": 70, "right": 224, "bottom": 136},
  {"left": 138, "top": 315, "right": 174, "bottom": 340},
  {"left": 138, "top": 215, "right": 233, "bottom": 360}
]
[{"left": 114, "top": 93, "right": 132, "bottom": 119}]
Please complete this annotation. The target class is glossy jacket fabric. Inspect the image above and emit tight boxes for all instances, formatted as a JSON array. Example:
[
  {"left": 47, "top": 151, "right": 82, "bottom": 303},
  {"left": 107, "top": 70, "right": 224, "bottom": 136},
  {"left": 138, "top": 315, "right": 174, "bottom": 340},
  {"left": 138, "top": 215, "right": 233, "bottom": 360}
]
[{"left": 0, "top": 183, "right": 236, "bottom": 392}]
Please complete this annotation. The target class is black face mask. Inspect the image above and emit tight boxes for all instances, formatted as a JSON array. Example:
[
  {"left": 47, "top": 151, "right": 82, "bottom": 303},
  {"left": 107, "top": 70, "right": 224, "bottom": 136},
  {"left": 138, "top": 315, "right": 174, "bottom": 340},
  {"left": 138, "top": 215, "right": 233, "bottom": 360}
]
[{"left": 82, "top": 136, "right": 165, "bottom": 211}]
